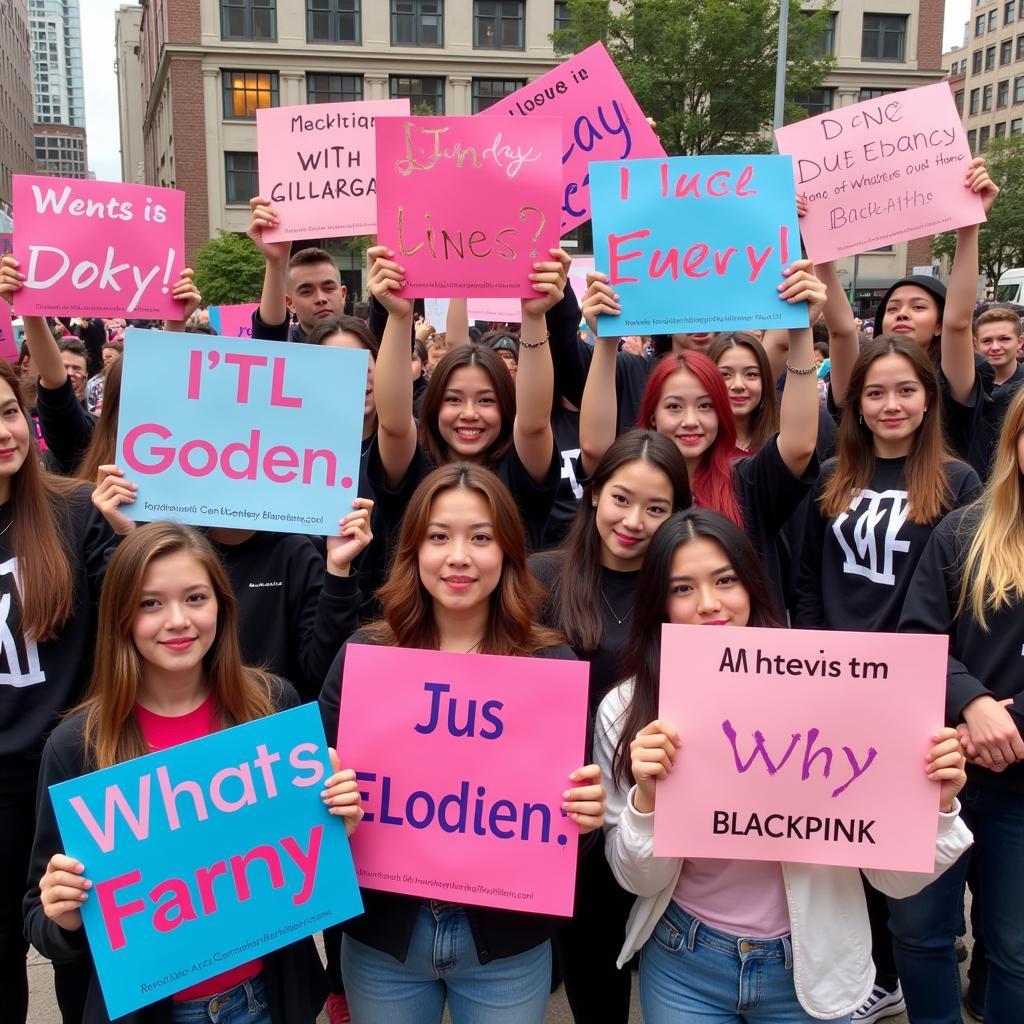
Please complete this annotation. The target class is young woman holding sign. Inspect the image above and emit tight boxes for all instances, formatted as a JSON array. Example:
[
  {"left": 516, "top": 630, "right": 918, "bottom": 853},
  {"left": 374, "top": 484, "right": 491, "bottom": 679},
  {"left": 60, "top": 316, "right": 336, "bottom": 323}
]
[
  {"left": 318, "top": 462, "right": 607, "bottom": 1024},
  {"left": 593, "top": 508, "right": 972, "bottom": 1024},
  {"left": 25, "top": 521, "right": 365, "bottom": 1024}
]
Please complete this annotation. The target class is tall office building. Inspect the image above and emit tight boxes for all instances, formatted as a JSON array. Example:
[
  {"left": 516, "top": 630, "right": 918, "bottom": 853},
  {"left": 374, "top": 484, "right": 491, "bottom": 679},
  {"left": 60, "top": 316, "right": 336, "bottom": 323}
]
[{"left": 0, "top": 0, "right": 36, "bottom": 208}]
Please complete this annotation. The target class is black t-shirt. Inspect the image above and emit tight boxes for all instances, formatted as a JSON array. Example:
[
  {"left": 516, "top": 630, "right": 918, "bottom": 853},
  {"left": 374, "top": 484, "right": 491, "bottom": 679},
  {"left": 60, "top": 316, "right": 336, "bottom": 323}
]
[
  {"left": 796, "top": 456, "right": 981, "bottom": 633},
  {"left": 542, "top": 404, "right": 585, "bottom": 549}
]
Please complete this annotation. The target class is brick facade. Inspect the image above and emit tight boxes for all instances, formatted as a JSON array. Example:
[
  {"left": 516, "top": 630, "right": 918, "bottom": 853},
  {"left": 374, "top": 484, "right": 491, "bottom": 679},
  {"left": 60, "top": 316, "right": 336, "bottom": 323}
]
[{"left": 170, "top": 59, "right": 210, "bottom": 263}]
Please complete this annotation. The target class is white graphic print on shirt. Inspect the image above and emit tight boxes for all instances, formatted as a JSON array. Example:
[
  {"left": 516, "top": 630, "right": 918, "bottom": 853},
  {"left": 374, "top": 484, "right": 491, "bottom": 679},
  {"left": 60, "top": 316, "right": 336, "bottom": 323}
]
[
  {"left": 560, "top": 447, "right": 584, "bottom": 501},
  {"left": 832, "top": 488, "right": 910, "bottom": 586},
  {"left": 0, "top": 557, "right": 44, "bottom": 687}
]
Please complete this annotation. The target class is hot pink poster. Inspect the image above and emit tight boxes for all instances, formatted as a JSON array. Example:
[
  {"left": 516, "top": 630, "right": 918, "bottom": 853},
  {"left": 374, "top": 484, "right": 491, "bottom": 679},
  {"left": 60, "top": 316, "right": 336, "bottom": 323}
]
[
  {"left": 0, "top": 304, "right": 16, "bottom": 361},
  {"left": 257, "top": 99, "right": 410, "bottom": 241},
  {"left": 336, "top": 644, "right": 589, "bottom": 916},
  {"left": 375, "top": 116, "right": 563, "bottom": 298},
  {"left": 654, "top": 624, "right": 949, "bottom": 871},
  {"left": 208, "top": 302, "right": 259, "bottom": 338},
  {"left": 482, "top": 42, "right": 666, "bottom": 236},
  {"left": 775, "top": 82, "right": 985, "bottom": 263},
  {"left": 12, "top": 176, "right": 185, "bottom": 319}
]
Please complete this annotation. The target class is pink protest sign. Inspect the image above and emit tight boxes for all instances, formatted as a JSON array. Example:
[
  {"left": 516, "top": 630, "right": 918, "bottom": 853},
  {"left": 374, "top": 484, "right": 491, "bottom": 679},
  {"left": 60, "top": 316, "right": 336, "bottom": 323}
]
[
  {"left": 775, "top": 83, "right": 985, "bottom": 262},
  {"left": 482, "top": 42, "right": 666, "bottom": 236},
  {"left": 209, "top": 303, "right": 259, "bottom": 338},
  {"left": 655, "top": 624, "right": 949, "bottom": 871},
  {"left": 375, "top": 116, "right": 562, "bottom": 298},
  {"left": 257, "top": 99, "right": 410, "bottom": 240},
  {"left": 0, "top": 304, "right": 16, "bottom": 361},
  {"left": 337, "top": 644, "right": 589, "bottom": 916},
  {"left": 12, "top": 176, "right": 185, "bottom": 319},
  {"left": 467, "top": 296, "right": 521, "bottom": 323}
]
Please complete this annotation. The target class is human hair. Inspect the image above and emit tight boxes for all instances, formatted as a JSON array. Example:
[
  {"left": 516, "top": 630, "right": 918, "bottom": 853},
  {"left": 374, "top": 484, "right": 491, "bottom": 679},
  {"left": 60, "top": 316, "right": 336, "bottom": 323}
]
[
  {"left": 413, "top": 337, "right": 427, "bottom": 363},
  {"left": 101, "top": 341, "right": 124, "bottom": 358},
  {"left": 814, "top": 340, "right": 830, "bottom": 360},
  {"left": 706, "top": 332, "right": 779, "bottom": 452},
  {"left": 957, "top": 387, "right": 1024, "bottom": 629},
  {"left": 611, "top": 508, "right": 782, "bottom": 789},
  {"left": 637, "top": 352, "right": 742, "bottom": 526},
  {"left": 427, "top": 332, "right": 449, "bottom": 353},
  {"left": 76, "top": 357, "right": 122, "bottom": 484},
  {"left": 364, "top": 463, "right": 562, "bottom": 655},
  {"left": 76, "top": 522, "right": 279, "bottom": 769},
  {"left": 287, "top": 246, "right": 335, "bottom": 271},
  {"left": 546, "top": 431, "right": 691, "bottom": 652},
  {"left": 304, "top": 313, "right": 380, "bottom": 359},
  {"left": 974, "top": 306, "right": 1022, "bottom": 336},
  {"left": 819, "top": 335, "right": 954, "bottom": 524},
  {"left": 57, "top": 338, "right": 87, "bottom": 363},
  {"left": 185, "top": 323, "right": 217, "bottom": 335},
  {"left": 418, "top": 346, "right": 516, "bottom": 468}
]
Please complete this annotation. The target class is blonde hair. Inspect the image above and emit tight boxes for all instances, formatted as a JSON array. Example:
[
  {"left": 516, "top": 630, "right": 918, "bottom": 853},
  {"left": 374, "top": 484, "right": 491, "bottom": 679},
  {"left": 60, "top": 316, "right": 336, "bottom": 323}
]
[{"left": 957, "top": 387, "right": 1024, "bottom": 629}]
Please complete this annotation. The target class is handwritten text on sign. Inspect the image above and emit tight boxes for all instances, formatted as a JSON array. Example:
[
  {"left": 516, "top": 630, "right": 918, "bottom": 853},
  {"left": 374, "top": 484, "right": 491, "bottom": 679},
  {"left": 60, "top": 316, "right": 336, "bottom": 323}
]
[
  {"left": 12, "top": 176, "right": 185, "bottom": 319},
  {"left": 257, "top": 99, "right": 410, "bottom": 240},
  {"left": 115, "top": 328, "right": 367, "bottom": 535},
  {"left": 590, "top": 156, "right": 807, "bottom": 336},
  {"left": 337, "top": 644, "right": 589, "bottom": 916},
  {"left": 49, "top": 705, "right": 362, "bottom": 1019},
  {"left": 375, "top": 116, "right": 563, "bottom": 298},
  {"left": 654, "top": 624, "right": 949, "bottom": 871},
  {"left": 775, "top": 82, "right": 985, "bottom": 262},
  {"left": 482, "top": 42, "right": 666, "bottom": 235}
]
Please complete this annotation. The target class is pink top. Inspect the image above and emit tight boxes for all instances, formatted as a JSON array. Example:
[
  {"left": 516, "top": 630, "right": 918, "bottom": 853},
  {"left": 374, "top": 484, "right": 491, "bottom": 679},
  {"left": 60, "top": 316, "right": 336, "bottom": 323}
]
[
  {"left": 135, "top": 696, "right": 264, "bottom": 1002},
  {"left": 673, "top": 857, "right": 790, "bottom": 939}
]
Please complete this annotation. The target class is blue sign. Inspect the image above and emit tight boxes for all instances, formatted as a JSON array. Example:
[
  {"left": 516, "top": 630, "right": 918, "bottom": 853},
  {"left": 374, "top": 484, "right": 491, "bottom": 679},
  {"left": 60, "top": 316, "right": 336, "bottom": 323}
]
[
  {"left": 589, "top": 155, "right": 808, "bottom": 335},
  {"left": 116, "top": 328, "right": 368, "bottom": 535},
  {"left": 49, "top": 704, "right": 363, "bottom": 1018}
]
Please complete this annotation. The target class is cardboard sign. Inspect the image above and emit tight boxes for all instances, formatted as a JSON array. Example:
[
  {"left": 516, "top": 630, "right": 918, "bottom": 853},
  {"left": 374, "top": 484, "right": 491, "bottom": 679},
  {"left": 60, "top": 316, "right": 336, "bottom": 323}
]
[
  {"left": 49, "top": 704, "right": 362, "bottom": 1019},
  {"left": 337, "top": 644, "right": 589, "bottom": 916},
  {"left": 115, "top": 328, "right": 367, "bottom": 535},
  {"left": 0, "top": 303, "right": 16, "bottom": 361},
  {"left": 207, "top": 303, "right": 260, "bottom": 338},
  {"left": 590, "top": 156, "right": 807, "bottom": 336},
  {"left": 482, "top": 42, "right": 666, "bottom": 235},
  {"left": 12, "top": 176, "right": 185, "bottom": 319},
  {"left": 257, "top": 99, "right": 410, "bottom": 240},
  {"left": 654, "top": 624, "right": 949, "bottom": 871},
  {"left": 775, "top": 82, "right": 985, "bottom": 262},
  {"left": 375, "top": 115, "right": 563, "bottom": 298}
]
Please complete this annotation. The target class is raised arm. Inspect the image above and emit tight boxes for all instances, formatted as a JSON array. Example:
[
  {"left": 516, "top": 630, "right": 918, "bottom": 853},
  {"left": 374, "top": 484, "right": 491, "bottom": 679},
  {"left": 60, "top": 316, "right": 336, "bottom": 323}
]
[
  {"left": 0, "top": 256, "right": 64, "bottom": 387},
  {"left": 578, "top": 272, "right": 622, "bottom": 474},
  {"left": 161, "top": 268, "right": 202, "bottom": 333},
  {"left": 813, "top": 260, "right": 859, "bottom": 406},
  {"left": 445, "top": 298, "right": 470, "bottom": 349},
  {"left": 247, "top": 196, "right": 292, "bottom": 331}
]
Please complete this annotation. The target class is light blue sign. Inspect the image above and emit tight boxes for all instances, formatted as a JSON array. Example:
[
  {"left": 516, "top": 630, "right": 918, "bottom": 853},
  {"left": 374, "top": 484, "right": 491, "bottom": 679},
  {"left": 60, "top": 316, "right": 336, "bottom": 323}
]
[
  {"left": 590, "top": 156, "right": 808, "bottom": 335},
  {"left": 49, "top": 704, "right": 363, "bottom": 1019},
  {"left": 116, "top": 328, "right": 368, "bottom": 535}
]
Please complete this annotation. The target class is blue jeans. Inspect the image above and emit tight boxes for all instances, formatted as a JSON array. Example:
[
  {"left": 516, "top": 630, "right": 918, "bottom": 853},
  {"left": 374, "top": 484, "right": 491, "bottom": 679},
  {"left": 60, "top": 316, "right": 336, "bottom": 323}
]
[
  {"left": 341, "top": 903, "right": 551, "bottom": 1023},
  {"left": 170, "top": 976, "right": 270, "bottom": 1024},
  {"left": 639, "top": 901, "right": 841, "bottom": 1024}
]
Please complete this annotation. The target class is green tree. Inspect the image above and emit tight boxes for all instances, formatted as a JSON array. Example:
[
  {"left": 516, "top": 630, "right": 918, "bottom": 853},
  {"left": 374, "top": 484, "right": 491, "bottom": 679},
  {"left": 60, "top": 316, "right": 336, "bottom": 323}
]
[
  {"left": 552, "top": 0, "right": 835, "bottom": 155},
  {"left": 193, "top": 230, "right": 266, "bottom": 305},
  {"left": 932, "top": 136, "right": 1024, "bottom": 285}
]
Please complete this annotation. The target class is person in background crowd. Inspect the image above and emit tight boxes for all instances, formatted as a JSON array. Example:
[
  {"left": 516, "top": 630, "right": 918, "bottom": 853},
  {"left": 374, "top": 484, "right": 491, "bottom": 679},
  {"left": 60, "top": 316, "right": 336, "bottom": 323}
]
[
  {"left": 973, "top": 306, "right": 1024, "bottom": 394},
  {"left": 489, "top": 332, "right": 519, "bottom": 380},
  {"left": 57, "top": 340, "right": 88, "bottom": 406},
  {"left": 85, "top": 341, "right": 122, "bottom": 414},
  {"left": 425, "top": 332, "right": 450, "bottom": 377}
]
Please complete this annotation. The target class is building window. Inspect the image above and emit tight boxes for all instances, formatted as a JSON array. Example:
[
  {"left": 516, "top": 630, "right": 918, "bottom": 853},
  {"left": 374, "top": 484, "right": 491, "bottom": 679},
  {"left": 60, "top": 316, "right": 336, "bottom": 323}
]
[
  {"left": 222, "top": 70, "right": 279, "bottom": 120},
  {"left": 1008, "top": 1, "right": 1017, "bottom": 23},
  {"left": 970, "top": 87, "right": 981, "bottom": 114},
  {"left": 389, "top": 74, "right": 444, "bottom": 113},
  {"left": 859, "top": 87, "right": 897, "bottom": 102},
  {"left": 307, "top": 0, "right": 360, "bottom": 44},
  {"left": 471, "top": 78, "right": 525, "bottom": 112},
  {"left": 554, "top": 0, "right": 571, "bottom": 31},
  {"left": 955, "top": 89, "right": 965, "bottom": 114},
  {"left": 1003, "top": 39, "right": 1014, "bottom": 63},
  {"left": 991, "top": 10, "right": 1000, "bottom": 30},
  {"left": 474, "top": 1, "right": 525, "bottom": 50},
  {"left": 225, "top": 153, "right": 259, "bottom": 204},
  {"left": 973, "top": 49, "right": 984, "bottom": 73},
  {"left": 999, "top": 79, "right": 1010, "bottom": 106},
  {"left": 220, "top": 0, "right": 276, "bottom": 41},
  {"left": 391, "top": 0, "right": 443, "bottom": 47},
  {"left": 968, "top": 128, "right": 977, "bottom": 152},
  {"left": 862, "top": 14, "right": 907, "bottom": 61},
  {"left": 984, "top": 83, "right": 994, "bottom": 110},
  {"left": 792, "top": 88, "right": 835, "bottom": 117},
  {"left": 996, "top": 121, "right": 1007, "bottom": 137},
  {"left": 1018, "top": 33, "right": 1024, "bottom": 58},
  {"left": 1016, "top": 74, "right": 1024, "bottom": 101},
  {"left": 980, "top": 124, "right": 992, "bottom": 149},
  {"left": 1012, "top": 117, "right": 1023, "bottom": 133},
  {"left": 307, "top": 73, "right": 363, "bottom": 103},
  {"left": 803, "top": 10, "right": 836, "bottom": 57},
  {"left": 987, "top": 45, "right": 997, "bottom": 70},
  {"left": 976, "top": 14, "right": 985, "bottom": 35}
]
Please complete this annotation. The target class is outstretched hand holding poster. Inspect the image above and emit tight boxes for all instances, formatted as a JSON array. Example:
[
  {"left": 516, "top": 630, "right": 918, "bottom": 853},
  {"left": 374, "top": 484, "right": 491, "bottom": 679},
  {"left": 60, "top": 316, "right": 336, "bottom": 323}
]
[
  {"left": 590, "top": 156, "right": 807, "bottom": 336},
  {"left": 12, "top": 176, "right": 186, "bottom": 319},
  {"left": 337, "top": 645, "right": 589, "bottom": 916},
  {"left": 374, "top": 115, "right": 563, "bottom": 297},
  {"left": 774, "top": 82, "right": 985, "bottom": 262},
  {"left": 115, "top": 328, "right": 367, "bottom": 534},
  {"left": 654, "top": 624, "right": 949, "bottom": 871},
  {"left": 48, "top": 704, "right": 362, "bottom": 1019}
]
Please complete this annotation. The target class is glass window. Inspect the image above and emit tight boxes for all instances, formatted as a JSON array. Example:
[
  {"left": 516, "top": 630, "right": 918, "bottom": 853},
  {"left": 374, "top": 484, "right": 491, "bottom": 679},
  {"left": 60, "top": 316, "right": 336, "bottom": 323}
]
[
  {"left": 220, "top": 0, "right": 276, "bottom": 41},
  {"left": 976, "top": 14, "right": 985, "bottom": 35},
  {"left": 474, "top": 1, "right": 525, "bottom": 50},
  {"left": 996, "top": 121, "right": 1007, "bottom": 137},
  {"left": 389, "top": 74, "right": 444, "bottom": 113},
  {"left": 984, "top": 83, "right": 994, "bottom": 110},
  {"left": 792, "top": 89, "right": 835, "bottom": 118},
  {"left": 306, "top": 73, "right": 363, "bottom": 104},
  {"left": 1016, "top": 74, "right": 1024, "bottom": 102},
  {"left": 955, "top": 89, "right": 965, "bottom": 115},
  {"left": 970, "top": 87, "right": 981, "bottom": 114},
  {"left": 967, "top": 128, "right": 977, "bottom": 152},
  {"left": 1012, "top": 117, "right": 1023, "bottom": 133},
  {"left": 471, "top": 78, "right": 525, "bottom": 113},
  {"left": 973, "top": 49, "right": 984, "bottom": 73},
  {"left": 990, "top": 9, "right": 1000, "bottom": 30},
  {"left": 225, "top": 153, "right": 259, "bottom": 204},
  {"left": 391, "top": 0, "right": 444, "bottom": 47},
  {"left": 804, "top": 11, "right": 836, "bottom": 57},
  {"left": 1008, "top": 1, "right": 1017, "bottom": 23},
  {"left": 222, "top": 70, "right": 279, "bottom": 120},
  {"left": 987, "top": 45, "right": 997, "bottom": 70},
  {"left": 554, "top": 0, "right": 571, "bottom": 32},
  {"left": 307, "top": 0, "right": 360, "bottom": 44},
  {"left": 980, "top": 124, "right": 991, "bottom": 149},
  {"left": 1018, "top": 33, "right": 1024, "bottom": 58},
  {"left": 1003, "top": 39, "right": 1014, "bottom": 63},
  {"left": 999, "top": 79, "right": 1010, "bottom": 106},
  {"left": 859, "top": 87, "right": 897, "bottom": 102},
  {"left": 862, "top": 14, "right": 907, "bottom": 61}
]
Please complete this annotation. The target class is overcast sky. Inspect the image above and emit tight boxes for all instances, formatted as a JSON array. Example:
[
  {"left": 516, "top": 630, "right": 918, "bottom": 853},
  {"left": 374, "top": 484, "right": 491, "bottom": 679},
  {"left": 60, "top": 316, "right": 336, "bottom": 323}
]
[{"left": 81, "top": 0, "right": 974, "bottom": 183}]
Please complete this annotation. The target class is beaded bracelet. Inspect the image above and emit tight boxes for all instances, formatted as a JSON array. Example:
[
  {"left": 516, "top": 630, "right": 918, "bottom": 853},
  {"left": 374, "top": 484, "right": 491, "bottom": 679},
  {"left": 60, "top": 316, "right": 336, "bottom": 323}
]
[
  {"left": 519, "top": 332, "right": 550, "bottom": 349},
  {"left": 785, "top": 361, "right": 817, "bottom": 375}
]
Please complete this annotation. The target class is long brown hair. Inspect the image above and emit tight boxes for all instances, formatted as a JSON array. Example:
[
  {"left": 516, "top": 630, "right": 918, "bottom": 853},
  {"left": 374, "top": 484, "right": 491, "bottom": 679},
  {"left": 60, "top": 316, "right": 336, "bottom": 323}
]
[
  {"left": 76, "top": 356, "right": 122, "bottom": 484},
  {"left": 819, "top": 335, "right": 955, "bottom": 524},
  {"left": 77, "top": 522, "right": 278, "bottom": 769},
  {"left": 364, "top": 463, "right": 562, "bottom": 654},
  {"left": 707, "top": 332, "right": 779, "bottom": 452}
]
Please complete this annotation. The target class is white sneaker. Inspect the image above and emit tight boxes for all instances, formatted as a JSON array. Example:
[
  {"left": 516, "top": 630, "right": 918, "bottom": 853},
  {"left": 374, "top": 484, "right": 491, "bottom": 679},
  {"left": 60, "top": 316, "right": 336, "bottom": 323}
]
[{"left": 852, "top": 984, "right": 907, "bottom": 1023}]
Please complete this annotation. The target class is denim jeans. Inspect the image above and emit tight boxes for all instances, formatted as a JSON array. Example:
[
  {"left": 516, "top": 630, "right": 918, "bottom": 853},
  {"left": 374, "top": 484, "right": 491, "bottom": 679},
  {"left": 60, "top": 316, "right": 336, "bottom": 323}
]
[
  {"left": 639, "top": 901, "right": 840, "bottom": 1024},
  {"left": 170, "top": 976, "right": 270, "bottom": 1024},
  {"left": 341, "top": 903, "right": 551, "bottom": 1023}
]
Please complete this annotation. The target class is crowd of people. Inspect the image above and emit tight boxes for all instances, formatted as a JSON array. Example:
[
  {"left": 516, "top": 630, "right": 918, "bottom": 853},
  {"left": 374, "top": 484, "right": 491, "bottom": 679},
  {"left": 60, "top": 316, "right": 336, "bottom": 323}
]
[{"left": 0, "top": 155, "right": 1019, "bottom": 1024}]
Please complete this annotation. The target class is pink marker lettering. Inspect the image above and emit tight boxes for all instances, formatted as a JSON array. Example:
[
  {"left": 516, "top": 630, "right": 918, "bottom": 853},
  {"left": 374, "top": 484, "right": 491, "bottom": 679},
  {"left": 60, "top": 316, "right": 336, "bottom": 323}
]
[
  {"left": 96, "top": 869, "right": 146, "bottom": 950},
  {"left": 224, "top": 352, "right": 269, "bottom": 404},
  {"left": 270, "top": 357, "right": 302, "bottom": 408}
]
